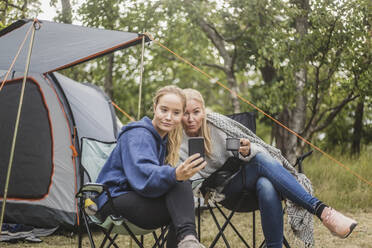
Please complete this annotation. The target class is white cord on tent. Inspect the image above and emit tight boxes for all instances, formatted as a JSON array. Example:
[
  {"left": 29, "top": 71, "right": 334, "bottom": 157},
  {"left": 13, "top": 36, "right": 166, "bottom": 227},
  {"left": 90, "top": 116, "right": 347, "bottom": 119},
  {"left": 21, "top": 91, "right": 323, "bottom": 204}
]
[
  {"left": 0, "top": 20, "right": 38, "bottom": 231},
  {"left": 136, "top": 35, "right": 146, "bottom": 121}
]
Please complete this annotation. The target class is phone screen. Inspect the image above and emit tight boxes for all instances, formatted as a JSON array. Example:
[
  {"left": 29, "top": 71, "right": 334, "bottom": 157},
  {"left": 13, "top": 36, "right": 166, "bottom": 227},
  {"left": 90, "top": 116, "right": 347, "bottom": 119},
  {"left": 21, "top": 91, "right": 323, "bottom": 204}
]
[{"left": 188, "top": 137, "right": 205, "bottom": 158}]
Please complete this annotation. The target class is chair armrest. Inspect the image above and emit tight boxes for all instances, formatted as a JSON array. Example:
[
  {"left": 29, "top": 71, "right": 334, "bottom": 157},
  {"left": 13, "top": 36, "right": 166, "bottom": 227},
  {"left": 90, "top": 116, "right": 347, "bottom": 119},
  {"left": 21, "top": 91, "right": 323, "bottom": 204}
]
[
  {"left": 76, "top": 183, "right": 106, "bottom": 198},
  {"left": 294, "top": 150, "right": 313, "bottom": 173},
  {"left": 190, "top": 178, "right": 205, "bottom": 190}
]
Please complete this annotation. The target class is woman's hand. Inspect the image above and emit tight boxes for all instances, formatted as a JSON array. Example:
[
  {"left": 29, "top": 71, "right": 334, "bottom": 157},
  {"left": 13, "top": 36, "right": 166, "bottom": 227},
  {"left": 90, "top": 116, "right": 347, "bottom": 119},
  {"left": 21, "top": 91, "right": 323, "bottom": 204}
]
[
  {"left": 176, "top": 153, "right": 207, "bottom": 181},
  {"left": 239, "top": 138, "right": 251, "bottom": 157}
]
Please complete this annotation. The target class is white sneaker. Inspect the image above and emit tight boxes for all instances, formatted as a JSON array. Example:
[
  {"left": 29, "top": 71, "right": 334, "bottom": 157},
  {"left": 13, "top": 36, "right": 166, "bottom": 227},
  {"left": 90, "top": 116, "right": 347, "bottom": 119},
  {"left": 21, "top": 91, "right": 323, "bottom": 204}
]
[{"left": 178, "top": 235, "right": 205, "bottom": 248}]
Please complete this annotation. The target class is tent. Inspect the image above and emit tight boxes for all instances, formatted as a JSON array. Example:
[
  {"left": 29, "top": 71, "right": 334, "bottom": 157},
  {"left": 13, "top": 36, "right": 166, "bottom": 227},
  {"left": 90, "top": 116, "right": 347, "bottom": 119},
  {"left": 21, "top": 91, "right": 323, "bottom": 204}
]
[{"left": 0, "top": 19, "right": 146, "bottom": 228}]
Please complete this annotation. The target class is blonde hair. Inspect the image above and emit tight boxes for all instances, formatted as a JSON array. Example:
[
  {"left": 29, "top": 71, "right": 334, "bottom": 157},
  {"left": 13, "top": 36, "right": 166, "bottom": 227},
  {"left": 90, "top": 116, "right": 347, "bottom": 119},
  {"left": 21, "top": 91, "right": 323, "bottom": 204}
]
[
  {"left": 182, "top": 88, "right": 212, "bottom": 158},
  {"left": 153, "top": 85, "right": 186, "bottom": 166}
]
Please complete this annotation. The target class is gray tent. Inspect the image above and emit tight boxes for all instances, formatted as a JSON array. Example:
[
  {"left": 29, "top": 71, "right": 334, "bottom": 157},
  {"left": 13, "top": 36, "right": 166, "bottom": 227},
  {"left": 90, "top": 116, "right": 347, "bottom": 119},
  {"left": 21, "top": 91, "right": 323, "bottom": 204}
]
[{"left": 0, "top": 19, "right": 145, "bottom": 228}]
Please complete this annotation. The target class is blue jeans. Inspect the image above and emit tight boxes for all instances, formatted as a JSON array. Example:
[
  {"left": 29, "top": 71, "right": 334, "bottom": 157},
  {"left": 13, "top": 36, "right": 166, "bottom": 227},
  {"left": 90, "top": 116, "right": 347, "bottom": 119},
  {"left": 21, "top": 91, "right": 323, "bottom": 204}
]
[{"left": 222, "top": 152, "right": 319, "bottom": 248}]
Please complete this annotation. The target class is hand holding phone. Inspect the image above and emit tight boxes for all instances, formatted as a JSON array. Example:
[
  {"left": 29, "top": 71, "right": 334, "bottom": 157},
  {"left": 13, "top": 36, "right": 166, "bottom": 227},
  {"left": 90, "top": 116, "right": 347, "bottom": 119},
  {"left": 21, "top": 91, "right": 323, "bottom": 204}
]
[
  {"left": 176, "top": 153, "right": 207, "bottom": 181},
  {"left": 175, "top": 137, "right": 207, "bottom": 181}
]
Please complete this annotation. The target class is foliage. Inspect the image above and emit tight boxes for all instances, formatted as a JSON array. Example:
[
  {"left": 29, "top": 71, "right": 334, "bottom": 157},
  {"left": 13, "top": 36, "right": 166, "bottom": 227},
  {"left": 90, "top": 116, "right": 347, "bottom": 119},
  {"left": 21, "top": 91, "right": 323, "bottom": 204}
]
[
  {"left": 0, "top": 0, "right": 41, "bottom": 26},
  {"left": 2, "top": 0, "right": 370, "bottom": 152}
]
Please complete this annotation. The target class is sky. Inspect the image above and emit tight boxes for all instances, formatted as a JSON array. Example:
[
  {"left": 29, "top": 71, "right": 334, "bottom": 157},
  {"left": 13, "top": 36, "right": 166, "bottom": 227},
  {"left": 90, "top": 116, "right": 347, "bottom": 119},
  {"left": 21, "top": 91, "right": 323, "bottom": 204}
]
[{"left": 37, "top": 0, "right": 59, "bottom": 21}]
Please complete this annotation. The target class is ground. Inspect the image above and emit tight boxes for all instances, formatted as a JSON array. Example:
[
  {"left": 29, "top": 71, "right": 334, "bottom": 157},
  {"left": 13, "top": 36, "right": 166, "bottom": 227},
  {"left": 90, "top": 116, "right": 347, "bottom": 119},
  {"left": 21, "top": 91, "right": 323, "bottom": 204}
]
[{"left": 1, "top": 209, "right": 371, "bottom": 247}]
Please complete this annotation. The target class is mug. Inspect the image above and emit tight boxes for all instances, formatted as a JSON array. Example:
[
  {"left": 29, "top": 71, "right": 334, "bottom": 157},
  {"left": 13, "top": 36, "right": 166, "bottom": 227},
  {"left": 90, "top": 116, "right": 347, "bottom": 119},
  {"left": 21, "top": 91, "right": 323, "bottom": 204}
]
[{"left": 226, "top": 137, "right": 240, "bottom": 157}]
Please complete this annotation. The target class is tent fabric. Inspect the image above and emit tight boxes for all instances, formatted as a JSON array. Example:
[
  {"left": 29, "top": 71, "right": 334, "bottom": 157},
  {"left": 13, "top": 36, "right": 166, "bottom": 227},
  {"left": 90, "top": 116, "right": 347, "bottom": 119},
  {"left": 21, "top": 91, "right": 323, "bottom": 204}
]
[
  {"left": 0, "top": 72, "right": 120, "bottom": 228},
  {"left": 0, "top": 19, "right": 143, "bottom": 73},
  {"left": 0, "top": 73, "right": 77, "bottom": 227},
  {"left": 53, "top": 73, "right": 118, "bottom": 143},
  {"left": 0, "top": 19, "right": 139, "bottom": 228}
]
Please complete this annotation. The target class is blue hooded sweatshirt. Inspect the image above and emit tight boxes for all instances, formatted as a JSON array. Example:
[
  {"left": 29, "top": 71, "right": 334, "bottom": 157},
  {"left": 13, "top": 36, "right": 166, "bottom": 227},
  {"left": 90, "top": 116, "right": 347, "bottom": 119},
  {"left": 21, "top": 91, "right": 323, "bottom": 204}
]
[{"left": 96, "top": 116, "right": 178, "bottom": 209}]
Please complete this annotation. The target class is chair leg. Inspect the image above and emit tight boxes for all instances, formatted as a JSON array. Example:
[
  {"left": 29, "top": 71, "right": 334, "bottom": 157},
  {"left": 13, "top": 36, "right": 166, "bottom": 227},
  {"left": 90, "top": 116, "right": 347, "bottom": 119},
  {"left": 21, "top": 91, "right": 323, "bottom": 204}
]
[
  {"left": 208, "top": 205, "right": 232, "bottom": 248},
  {"left": 197, "top": 198, "right": 201, "bottom": 242},
  {"left": 253, "top": 211, "right": 256, "bottom": 248},
  {"left": 120, "top": 222, "right": 145, "bottom": 248},
  {"left": 209, "top": 194, "right": 248, "bottom": 248},
  {"left": 214, "top": 204, "right": 251, "bottom": 247},
  {"left": 283, "top": 236, "right": 291, "bottom": 248},
  {"left": 80, "top": 207, "right": 96, "bottom": 248},
  {"left": 258, "top": 241, "right": 267, "bottom": 248},
  {"left": 151, "top": 226, "right": 168, "bottom": 248},
  {"left": 104, "top": 233, "right": 119, "bottom": 248},
  {"left": 99, "top": 224, "right": 115, "bottom": 248},
  {"left": 78, "top": 218, "right": 83, "bottom": 248}
]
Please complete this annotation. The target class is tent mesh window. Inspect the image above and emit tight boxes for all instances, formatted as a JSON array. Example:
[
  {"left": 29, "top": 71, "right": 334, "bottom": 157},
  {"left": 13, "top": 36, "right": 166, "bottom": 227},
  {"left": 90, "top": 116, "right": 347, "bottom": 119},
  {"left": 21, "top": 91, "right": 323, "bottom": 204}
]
[{"left": 0, "top": 79, "right": 53, "bottom": 199}]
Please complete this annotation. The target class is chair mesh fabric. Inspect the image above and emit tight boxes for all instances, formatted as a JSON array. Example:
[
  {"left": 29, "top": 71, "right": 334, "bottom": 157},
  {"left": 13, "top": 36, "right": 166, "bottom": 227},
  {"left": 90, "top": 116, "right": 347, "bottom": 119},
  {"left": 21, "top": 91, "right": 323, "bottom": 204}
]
[
  {"left": 79, "top": 138, "right": 156, "bottom": 237},
  {"left": 81, "top": 138, "right": 116, "bottom": 183},
  {"left": 100, "top": 216, "right": 153, "bottom": 235}
]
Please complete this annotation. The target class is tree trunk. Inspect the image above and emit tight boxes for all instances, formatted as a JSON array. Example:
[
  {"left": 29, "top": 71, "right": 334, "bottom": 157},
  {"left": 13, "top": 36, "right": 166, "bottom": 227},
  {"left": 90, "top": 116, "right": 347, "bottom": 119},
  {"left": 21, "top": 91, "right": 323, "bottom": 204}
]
[
  {"left": 351, "top": 97, "right": 364, "bottom": 156},
  {"left": 60, "top": 0, "right": 72, "bottom": 24},
  {"left": 273, "top": 0, "right": 309, "bottom": 164},
  {"left": 273, "top": 107, "right": 291, "bottom": 158},
  {"left": 104, "top": 54, "right": 114, "bottom": 99},
  {"left": 226, "top": 70, "right": 240, "bottom": 113},
  {"left": 188, "top": 7, "right": 241, "bottom": 113},
  {"left": 1, "top": 0, "right": 8, "bottom": 25}
]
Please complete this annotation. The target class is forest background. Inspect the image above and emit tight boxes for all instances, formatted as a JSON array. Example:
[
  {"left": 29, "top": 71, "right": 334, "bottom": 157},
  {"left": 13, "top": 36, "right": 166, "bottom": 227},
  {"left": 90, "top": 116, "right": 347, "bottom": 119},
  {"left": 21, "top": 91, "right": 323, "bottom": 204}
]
[{"left": 1, "top": 0, "right": 372, "bottom": 213}]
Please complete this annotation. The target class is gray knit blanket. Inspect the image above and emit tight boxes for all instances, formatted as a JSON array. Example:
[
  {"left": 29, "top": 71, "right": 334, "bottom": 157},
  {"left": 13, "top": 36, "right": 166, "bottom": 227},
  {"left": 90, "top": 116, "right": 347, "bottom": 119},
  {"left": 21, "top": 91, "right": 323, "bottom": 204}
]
[{"left": 207, "top": 112, "right": 314, "bottom": 247}]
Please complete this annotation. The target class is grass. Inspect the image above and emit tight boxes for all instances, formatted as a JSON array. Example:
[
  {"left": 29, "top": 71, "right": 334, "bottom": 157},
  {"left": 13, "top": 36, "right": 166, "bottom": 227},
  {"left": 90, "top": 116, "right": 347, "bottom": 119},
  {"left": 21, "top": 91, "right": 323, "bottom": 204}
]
[
  {"left": 3, "top": 209, "right": 372, "bottom": 248},
  {"left": 302, "top": 150, "right": 372, "bottom": 211},
  {"left": 2, "top": 150, "right": 372, "bottom": 247}
]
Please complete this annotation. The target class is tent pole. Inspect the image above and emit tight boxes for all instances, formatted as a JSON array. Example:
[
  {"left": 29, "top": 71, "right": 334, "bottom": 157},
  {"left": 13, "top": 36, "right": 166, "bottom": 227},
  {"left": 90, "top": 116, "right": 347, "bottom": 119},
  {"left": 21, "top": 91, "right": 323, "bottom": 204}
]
[
  {"left": 137, "top": 35, "right": 145, "bottom": 121},
  {"left": 0, "top": 20, "right": 39, "bottom": 230}
]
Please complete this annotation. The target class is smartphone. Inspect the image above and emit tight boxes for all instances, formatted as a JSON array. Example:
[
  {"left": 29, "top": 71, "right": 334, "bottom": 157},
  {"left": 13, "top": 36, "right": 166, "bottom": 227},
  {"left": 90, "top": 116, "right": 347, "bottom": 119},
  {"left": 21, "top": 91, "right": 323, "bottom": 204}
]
[{"left": 188, "top": 137, "right": 205, "bottom": 159}]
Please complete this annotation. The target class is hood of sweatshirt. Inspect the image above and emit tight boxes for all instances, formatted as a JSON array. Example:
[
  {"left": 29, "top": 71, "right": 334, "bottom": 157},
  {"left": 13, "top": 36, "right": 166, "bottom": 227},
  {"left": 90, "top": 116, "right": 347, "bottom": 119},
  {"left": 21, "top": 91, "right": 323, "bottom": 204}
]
[{"left": 119, "top": 116, "right": 167, "bottom": 145}]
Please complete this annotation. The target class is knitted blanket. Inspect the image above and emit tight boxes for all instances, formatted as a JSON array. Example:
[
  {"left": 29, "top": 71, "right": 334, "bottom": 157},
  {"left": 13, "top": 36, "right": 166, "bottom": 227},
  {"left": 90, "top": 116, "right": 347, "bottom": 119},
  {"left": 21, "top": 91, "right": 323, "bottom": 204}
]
[{"left": 207, "top": 112, "right": 314, "bottom": 247}]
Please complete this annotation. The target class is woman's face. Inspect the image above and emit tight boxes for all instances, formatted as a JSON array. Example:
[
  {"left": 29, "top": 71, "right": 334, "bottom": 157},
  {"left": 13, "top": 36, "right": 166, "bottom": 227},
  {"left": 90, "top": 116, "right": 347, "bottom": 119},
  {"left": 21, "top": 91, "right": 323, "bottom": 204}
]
[
  {"left": 152, "top": 93, "right": 183, "bottom": 137},
  {"left": 182, "top": 99, "right": 205, "bottom": 137}
]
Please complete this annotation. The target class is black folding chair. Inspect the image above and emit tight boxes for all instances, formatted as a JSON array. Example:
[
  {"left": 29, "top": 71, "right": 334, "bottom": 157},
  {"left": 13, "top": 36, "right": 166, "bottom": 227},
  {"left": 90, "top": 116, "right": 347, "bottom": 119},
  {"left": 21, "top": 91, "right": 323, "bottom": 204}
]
[
  {"left": 76, "top": 137, "right": 168, "bottom": 248},
  {"left": 196, "top": 112, "right": 312, "bottom": 248}
]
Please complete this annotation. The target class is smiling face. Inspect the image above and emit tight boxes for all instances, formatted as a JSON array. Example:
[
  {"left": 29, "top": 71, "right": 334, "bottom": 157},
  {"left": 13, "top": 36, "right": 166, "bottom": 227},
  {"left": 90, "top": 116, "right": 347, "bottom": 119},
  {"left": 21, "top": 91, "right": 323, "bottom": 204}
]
[
  {"left": 152, "top": 93, "right": 184, "bottom": 137},
  {"left": 182, "top": 98, "right": 205, "bottom": 137}
]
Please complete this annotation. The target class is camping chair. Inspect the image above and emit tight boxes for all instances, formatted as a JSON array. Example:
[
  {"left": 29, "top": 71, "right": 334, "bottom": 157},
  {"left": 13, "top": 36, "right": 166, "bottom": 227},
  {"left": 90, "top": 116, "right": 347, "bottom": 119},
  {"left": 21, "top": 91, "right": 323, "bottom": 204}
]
[
  {"left": 196, "top": 112, "right": 313, "bottom": 248},
  {"left": 76, "top": 137, "right": 168, "bottom": 248}
]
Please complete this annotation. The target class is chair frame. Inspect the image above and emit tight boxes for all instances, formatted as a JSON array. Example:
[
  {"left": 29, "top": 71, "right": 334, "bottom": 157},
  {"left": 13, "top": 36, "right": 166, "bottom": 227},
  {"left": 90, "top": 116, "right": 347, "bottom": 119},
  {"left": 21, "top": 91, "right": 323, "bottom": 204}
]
[
  {"left": 197, "top": 151, "right": 312, "bottom": 248},
  {"left": 76, "top": 183, "right": 168, "bottom": 248},
  {"left": 76, "top": 137, "right": 168, "bottom": 248}
]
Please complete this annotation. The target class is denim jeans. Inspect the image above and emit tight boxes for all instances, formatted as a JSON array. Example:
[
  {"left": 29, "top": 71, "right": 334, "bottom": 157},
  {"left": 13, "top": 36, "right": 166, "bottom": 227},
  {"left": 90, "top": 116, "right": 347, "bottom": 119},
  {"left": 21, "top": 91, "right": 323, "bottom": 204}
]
[{"left": 222, "top": 152, "right": 319, "bottom": 248}]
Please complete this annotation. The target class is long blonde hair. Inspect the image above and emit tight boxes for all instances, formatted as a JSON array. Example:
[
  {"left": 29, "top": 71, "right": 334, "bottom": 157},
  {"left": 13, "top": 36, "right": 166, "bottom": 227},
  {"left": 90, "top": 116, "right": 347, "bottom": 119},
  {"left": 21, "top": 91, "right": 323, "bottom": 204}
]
[
  {"left": 153, "top": 85, "right": 186, "bottom": 166},
  {"left": 182, "top": 88, "right": 212, "bottom": 158}
]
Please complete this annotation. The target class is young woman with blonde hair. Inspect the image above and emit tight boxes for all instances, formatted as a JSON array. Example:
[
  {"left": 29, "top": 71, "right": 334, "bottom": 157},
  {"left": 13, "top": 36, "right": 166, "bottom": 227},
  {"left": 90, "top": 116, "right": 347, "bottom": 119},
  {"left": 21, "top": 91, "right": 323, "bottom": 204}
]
[
  {"left": 179, "top": 88, "right": 357, "bottom": 248},
  {"left": 96, "top": 85, "right": 206, "bottom": 248}
]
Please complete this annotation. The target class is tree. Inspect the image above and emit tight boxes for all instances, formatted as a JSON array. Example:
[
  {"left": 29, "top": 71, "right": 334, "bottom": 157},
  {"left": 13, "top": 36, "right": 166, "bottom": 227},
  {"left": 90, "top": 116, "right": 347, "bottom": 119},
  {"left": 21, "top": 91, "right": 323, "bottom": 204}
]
[
  {"left": 0, "top": 0, "right": 41, "bottom": 27},
  {"left": 73, "top": 0, "right": 371, "bottom": 159},
  {"left": 163, "top": 0, "right": 370, "bottom": 162}
]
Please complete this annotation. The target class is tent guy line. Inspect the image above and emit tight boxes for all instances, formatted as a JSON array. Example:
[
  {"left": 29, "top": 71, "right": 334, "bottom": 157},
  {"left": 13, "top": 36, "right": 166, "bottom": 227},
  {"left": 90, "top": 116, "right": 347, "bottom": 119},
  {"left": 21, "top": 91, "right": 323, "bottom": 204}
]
[
  {"left": 0, "top": 19, "right": 39, "bottom": 234},
  {"left": 0, "top": 20, "right": 37, "bottom": 91},
  {"left": 144, "top": 32, "right": 372, "bottom": 189},
  {"left": 0, "top": 19, "right": 142, "bottom": 229}
]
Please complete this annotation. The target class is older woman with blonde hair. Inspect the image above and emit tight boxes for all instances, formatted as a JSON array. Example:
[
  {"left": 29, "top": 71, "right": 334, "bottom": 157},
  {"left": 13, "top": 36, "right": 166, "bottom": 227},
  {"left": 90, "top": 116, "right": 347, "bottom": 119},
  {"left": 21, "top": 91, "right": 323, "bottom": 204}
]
[
  {"left": 96, "top": 86, "right": 207, "bottom": 248},
  {"left": 179, "top": 88, "right": 357, "bottom": 248}
]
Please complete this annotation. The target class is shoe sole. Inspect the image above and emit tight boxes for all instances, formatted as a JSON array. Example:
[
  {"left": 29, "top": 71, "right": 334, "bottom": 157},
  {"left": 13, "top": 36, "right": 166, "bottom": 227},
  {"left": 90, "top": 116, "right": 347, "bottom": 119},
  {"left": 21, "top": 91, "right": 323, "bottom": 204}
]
[{"left": 343, "top": 222, "right": 358, "bottom": 239}]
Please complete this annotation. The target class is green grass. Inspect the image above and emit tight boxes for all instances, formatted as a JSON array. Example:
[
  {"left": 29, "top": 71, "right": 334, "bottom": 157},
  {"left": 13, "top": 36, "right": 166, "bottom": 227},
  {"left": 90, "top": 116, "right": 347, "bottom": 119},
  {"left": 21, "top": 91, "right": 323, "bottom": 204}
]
[{"left": 301, "top": 149, "right": 372, "bottom": 211}]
